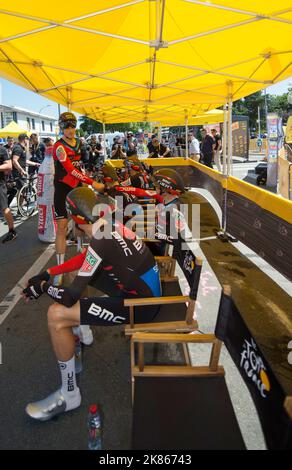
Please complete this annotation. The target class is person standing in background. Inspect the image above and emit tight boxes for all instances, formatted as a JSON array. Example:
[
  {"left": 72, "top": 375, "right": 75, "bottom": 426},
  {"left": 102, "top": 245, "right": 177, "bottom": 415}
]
[
  {"left": 200, "top": 129, "right": 215, "bottom": 169},
  {"left": 211, "top": 128, "right": 222, "bottom": 172},
  {"left": 147, "top": 135, "right": 171, "bottom": 158},
  {"left": 188, "top": 132, "right": 200, "bottom": 162},
  {"left": 0, "top": 145, "right": 17, "bottom": 243},
  {"left": 30, "top": 133, "right": 45, "bottom": 166}
]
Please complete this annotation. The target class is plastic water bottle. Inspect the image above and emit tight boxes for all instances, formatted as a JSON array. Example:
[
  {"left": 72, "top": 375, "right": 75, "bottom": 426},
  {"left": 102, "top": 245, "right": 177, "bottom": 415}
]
[
  {"left": 74, "top": 334, "right": 82, "bottom": 374},
  {"left": 37, "top": 146, "right": 56, "bottom": 242},
  {"left": 88, "top": 405, "right": 102, "bottom": 450}
]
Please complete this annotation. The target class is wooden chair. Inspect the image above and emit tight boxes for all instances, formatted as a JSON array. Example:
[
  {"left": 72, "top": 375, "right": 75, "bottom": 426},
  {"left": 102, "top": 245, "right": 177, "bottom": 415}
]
[
  {"left": 131, "top": 332, "right": 246, "bottom": 450},
  {"left": 123, "top": 254, "right": 202, "bottom": 336}
]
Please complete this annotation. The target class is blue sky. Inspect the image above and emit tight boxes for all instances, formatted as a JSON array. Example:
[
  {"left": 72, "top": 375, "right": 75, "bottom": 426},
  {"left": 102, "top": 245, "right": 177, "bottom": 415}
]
[{"left": 0, "top": 76, "right": 291, "bottom": 119}]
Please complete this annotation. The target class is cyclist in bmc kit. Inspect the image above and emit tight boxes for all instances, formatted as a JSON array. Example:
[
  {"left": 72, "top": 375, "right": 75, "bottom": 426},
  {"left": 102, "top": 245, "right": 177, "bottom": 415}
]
[
  {"left": 22, "top": 187, "right": 161, "bottom": 421},
  {"left": 53, "top": 112, "right": 103, "bottom": 283}
]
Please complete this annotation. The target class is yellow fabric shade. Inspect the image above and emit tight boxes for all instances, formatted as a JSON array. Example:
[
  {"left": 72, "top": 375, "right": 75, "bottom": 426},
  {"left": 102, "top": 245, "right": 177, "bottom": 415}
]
[
  {"left": 0, "top": 120, "right": 31, "bottom": 137},
  {"left": 0, "top": 1, "right": 291, "bottom": 123}
]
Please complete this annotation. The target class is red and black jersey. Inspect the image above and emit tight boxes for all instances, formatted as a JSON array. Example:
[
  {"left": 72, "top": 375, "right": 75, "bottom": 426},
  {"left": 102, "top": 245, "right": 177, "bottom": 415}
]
[{"left": 53, "top": 138, "right": 93, "bottom": 188}]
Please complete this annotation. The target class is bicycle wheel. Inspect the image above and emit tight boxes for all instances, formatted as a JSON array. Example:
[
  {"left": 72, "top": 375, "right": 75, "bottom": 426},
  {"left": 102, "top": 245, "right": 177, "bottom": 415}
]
[{"left": 17, "top": 184, "right": 37, "bottom": 217}]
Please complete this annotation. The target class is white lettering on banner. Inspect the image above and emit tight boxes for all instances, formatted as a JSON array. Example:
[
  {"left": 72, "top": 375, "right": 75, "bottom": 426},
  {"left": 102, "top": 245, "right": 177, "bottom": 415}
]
[
  {"left": 37, "top": 173, "right": 44, "bottom": 197},
  {"left": 47, "top": 286, "right": 64, "bottom": 300},
  {"left": 88, "top": 303, "right": 125, "bottom": 324},
  {"left": 240, "top": 337, "right": 271, "bottom": 398},
  {"left": 111, "top": 231, "right": 132, "bottom": 256},
  {"left": 38, "top": 205, "right": 47, "bottom": 235}
]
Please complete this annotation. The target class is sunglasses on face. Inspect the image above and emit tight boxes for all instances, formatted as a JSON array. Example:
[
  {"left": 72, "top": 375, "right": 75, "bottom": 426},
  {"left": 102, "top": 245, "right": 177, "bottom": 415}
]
[{"left": 62, "top": 121, "right": 77, "bottom": 129}]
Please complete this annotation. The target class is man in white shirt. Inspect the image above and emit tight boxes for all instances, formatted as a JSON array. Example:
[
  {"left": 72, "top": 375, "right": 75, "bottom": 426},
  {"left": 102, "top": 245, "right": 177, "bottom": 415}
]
[{"left": 188, "top": 133, "right": 200, "bottom": 161}]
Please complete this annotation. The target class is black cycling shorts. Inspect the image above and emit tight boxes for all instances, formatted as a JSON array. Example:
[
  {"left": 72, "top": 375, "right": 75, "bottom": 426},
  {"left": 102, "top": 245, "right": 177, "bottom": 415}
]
[
  {"left": 0, "top": 181, "right": 8, "bottom": 211},
  {"left": 54, "top": 181, "right": 78, "bottom": 220},
  {"left": 79, "top": 296, "right": 159, "bottom": 326}
]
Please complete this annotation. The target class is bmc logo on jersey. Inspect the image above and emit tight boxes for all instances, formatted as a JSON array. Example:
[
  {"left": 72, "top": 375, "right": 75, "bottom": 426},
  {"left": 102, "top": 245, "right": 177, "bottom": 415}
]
[
  {"left": 88, "top": 303, "right": 125, "bottom": 324},
  {"left": 79, "top": 247, "right": 102, "bottom": 277}
]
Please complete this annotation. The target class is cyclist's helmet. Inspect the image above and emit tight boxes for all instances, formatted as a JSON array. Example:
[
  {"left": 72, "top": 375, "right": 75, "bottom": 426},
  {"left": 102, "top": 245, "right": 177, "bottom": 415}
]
[
  {"left": 153, "top": 168, "right": 185, "bottom": 195},
  {"left": 58, "top": 112, "right": 77, "bottom": 131},
  {"left": 66, "top": 187, "right": 116, "bottom": 225},
  {"left": 101, "top": 162, "right": 119, "bottom": 183},
  {"left": 123, "top": 155, "right": 141, "bottom": 172}
]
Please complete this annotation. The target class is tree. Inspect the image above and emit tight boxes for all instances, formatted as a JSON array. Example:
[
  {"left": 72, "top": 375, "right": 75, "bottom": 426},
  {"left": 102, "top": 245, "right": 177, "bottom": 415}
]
[
  {"left": 233, "top": 90, "right": 291, "bottom": 132},
  {"left": 78, "top": 116, "right": 150, "bottom": 135}
]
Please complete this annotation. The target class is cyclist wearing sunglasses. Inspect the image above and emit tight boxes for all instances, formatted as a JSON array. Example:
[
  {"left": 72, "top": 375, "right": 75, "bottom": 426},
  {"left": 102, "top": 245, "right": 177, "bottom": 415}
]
[{"left": 53, "top": 112, "right": 104, "bottom": 284}]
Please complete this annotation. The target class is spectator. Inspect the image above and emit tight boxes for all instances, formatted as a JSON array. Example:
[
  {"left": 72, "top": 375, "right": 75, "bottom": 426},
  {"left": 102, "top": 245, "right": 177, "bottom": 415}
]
[
  {"left": 0, "top": 145, "right": 17, "bottom": 243},
  {"left": 30, "top": 133, "right": 45, "bottom": 165},
  {"left": 124, "top": 131, "right": 137, "bottom": 157},
  {"left": 188, "top": 132, "right": 200, "bottom": 161},
  {"left": 87, "top": 135, "right": 99, "bottom": 170},
  {"left": 4, "top": 137, "right": 14, "bottom": 157},
  {"left": 96, "top": 135, "right": 105, "bottom": 166},
  {"left": 147, "top": 135, "right": 171, "bottom": 158},
  {"left": 8, "top": 134, "right": 39, "bottom": 207},
  {"left": 43, "top": 137, "right": 54, "bottom": 149},
  {"left": 211, "top": 128, "right": 222, "bottom": 172},
  {"left": 136, "top": 134, "right": 149, "bottom": 158},
  {"left": 200, "top": 129, "right": 215, "bottom": 168},
  {"left": 79, "top": 136, "right": 90, "bottom": 168},
  {"left": 111, "top": 136, "right": 127, "bottom": 159}
]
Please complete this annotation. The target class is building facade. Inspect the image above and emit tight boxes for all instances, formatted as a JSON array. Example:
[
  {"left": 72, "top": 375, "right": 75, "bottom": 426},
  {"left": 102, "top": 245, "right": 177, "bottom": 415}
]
[{"left": 0, "top": 105, "right": 58, "bottom": 139}]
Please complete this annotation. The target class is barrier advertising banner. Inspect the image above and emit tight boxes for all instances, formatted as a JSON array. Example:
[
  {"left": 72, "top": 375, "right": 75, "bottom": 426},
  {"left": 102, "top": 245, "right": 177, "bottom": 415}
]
[
  {"left": 266, "top": 113, "right": 283, "bottom": 187},
  {"left": 215, "top": 292, "right": 292, "bottom": 450}
]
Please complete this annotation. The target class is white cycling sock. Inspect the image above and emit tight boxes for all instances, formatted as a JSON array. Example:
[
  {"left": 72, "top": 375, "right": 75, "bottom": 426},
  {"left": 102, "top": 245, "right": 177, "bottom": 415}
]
[
  {"left": 56, "top": 253, "right": 65, "bottom": 265},
  {"left": 58, "top": 356, "right": 79, "bottom": 402}
]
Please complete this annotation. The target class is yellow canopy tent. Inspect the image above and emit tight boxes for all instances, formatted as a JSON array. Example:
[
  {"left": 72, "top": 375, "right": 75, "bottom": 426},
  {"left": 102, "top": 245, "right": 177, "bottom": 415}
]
[
  {"left": 0, "top": 0, "right": 290, "bottom": 118},
  {"left": 0, "top": 120, "right": 31, "bottom": 137}
]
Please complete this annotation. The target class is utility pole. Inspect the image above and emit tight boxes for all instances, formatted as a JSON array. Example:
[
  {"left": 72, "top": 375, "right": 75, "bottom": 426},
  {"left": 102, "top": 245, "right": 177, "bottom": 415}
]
[{"left": 258, "top": 106, "right": 261, "bottom": 138}]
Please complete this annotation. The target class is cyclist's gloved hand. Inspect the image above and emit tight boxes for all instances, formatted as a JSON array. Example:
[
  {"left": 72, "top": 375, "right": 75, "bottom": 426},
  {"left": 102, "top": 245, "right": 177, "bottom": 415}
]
[
  {"left": 23, "top": 281, "right": 44, "bottom": 300},
  {"left": 28, "top": 270, "right": 50, "bottom": 285}
]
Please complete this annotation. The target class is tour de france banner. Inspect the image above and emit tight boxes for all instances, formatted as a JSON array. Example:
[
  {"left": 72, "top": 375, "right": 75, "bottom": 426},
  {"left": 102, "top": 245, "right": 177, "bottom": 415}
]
[
  {"left": 215, "top": 292, "right": 292, "bottom": 450},
  {"left": 173, "top": 239, "right": 201, "bottom": 298}
]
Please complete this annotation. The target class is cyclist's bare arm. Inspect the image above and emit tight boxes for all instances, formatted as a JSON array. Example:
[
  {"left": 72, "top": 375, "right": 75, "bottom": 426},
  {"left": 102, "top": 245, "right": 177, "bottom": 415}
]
[
  {"left": 0, "top": 160, "right": 12, "bottom": 172},
  {"left": 12, "top": 155, "right": 26, "bottom": 176}
]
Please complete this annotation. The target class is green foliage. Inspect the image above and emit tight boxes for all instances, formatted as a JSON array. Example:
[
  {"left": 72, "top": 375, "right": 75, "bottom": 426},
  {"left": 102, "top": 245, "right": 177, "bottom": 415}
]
[
  {"left": 233, "top": 90, "right": 291, "bottom": 131},
  {"left": 78, "top": 116, "right": 150, "bottom": 135}
]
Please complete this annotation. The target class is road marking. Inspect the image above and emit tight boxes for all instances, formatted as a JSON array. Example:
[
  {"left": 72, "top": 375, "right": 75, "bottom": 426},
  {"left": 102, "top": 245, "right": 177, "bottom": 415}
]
[{"left": 0, "top": 244, "right": 55, "bottom": 326}]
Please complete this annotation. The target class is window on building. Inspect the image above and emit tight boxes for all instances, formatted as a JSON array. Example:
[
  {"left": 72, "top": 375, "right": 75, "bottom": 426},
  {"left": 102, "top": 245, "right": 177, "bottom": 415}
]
[
  {"left": 27, "top": 117, "right": 31, "bottom": 130},
  {"left": 42, "top": 121, "right": 45, "bottom": 131},
  {"left": 50, "top": 122, "right": 53, "bottom": 132},
  {"left": 32, "top": 118, "right": 35, "bottom": 130},
  {"left": 12, "top": 111, "right": 18, "bottom": 123}
]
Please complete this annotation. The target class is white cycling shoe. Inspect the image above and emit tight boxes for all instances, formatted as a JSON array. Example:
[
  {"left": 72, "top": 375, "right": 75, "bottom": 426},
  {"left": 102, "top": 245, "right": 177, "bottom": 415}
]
[
  {"left": 26, "top": 388, "right": 81, "bottom": 422},
  {"left": 73, "top": 325, "right": 94, "bottom": 346}
]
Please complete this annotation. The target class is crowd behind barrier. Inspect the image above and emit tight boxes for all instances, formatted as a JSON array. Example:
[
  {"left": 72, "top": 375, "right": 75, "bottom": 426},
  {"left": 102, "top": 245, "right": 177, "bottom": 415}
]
[{"left": 110, "top": 157, "right": 292, "bottom": 284}]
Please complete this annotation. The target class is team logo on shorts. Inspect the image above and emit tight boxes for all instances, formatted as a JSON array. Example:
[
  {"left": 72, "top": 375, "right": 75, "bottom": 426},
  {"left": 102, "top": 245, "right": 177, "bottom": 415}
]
[{"left": 79, "top": 246, "right": 102, "bottom": 276}]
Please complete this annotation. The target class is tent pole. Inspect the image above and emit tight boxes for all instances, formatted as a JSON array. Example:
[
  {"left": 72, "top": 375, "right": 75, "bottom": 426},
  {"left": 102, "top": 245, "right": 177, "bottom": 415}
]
[
  {"left": 158, "top": 122, "right": 162, "bottom": 141},
  {"left": 223, "top": 104, "right": 227, "bottom": 175},
  {"left": 227, "top": 83, "right": 233, "bottom": 176},
  {"left": 66, "top": 86, "right": 72, "bottom": 111},
  {"left": 185, "top": 115, "right": 189, "bottom": 160},
  {"left": 103, "top": 122, "right": 106, "bottom": 160}
]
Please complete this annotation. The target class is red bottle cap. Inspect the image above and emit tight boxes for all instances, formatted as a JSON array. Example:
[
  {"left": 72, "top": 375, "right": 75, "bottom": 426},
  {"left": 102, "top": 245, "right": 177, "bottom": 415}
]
[{"left": 89, "top": 404, "right": 98, "bottom": 414}]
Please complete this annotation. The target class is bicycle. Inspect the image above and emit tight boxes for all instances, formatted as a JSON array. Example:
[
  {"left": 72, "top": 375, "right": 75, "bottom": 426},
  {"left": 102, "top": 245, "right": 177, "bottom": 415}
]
[
  {"left": 17, "top": 172, "right": 38, "bottom": 217},
  {"left": 6, "top": 171, "right": 38, "bottom": 218}
]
